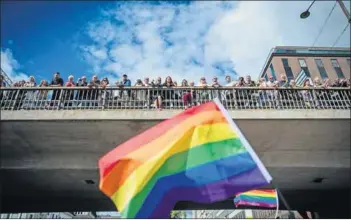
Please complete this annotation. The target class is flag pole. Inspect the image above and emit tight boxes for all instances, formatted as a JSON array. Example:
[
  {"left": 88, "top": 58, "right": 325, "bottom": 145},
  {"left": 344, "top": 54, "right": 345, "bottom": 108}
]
[
  {"left": 271, "top": 182, "right": 295, "bottom": 219},
  {"left": 213, "top": 98, "right": 296, "bottom": 218},
  {"left": 274, "top": 189, "right": 280, "bottom": 219}
]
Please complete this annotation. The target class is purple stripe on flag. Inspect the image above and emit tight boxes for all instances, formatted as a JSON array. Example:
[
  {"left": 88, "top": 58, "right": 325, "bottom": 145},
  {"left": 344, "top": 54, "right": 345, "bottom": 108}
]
[{"left": 148, "top": 167, "right": 269, "bottom": 218}]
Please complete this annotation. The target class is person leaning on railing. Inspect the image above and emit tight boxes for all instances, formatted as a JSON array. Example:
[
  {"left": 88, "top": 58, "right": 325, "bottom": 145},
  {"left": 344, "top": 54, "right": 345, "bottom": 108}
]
[
  {"left": 151, "top": 77, "right": 163, "bottom": 110},
  {"left": 49, "top": 72, "right": 64, "bottom": 107},
  {"left": 276, "top": 74, "right": 290, "bottom": 106},
  {"left": 75, "top": 76, "right": 88, "bottom": 107},
  {"left": 210, "top": 76, "right": 222, "bottom": 100},
  {"left": 223, "top": 75, "right": 236, "bottom": 107},
  {"left": 88, "top": 75, "right": 100, "bottom": 107},
  {"left": 22, "top": 76, "right": 37, "bottom": 109},
  {"left": 119, "top": 74, "right": 132, "bottom": 100},
  {"left": 162, "top": 76, "right": 176, "bottom": 108},
  {"left": 198, "top": 77, "right": 210, "bottom": 103},
  {"left": 133, "top": 79, "right": 146, "bottom": 103},
  {"left": 181, "top": 79, "right": 192, "bottom": 109},
  {"left": 244, "top": 75, "right": 257, "bottom": 107},
  {"left": 100, "top": 77, "right": 110, "bottom": 107},
  {"left": 62, "top": 75, "right": 76, "bottom": 107},
  {"left": 312, "top": 77, "right": 326, "bottom": 106},
  {"left": 37, "top": 80, "right": 49, "bottom": 108}
]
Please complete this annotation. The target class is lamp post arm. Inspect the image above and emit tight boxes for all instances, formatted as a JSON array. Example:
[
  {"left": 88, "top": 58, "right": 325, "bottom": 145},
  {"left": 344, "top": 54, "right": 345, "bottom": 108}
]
[
  {"left": 336, "top": 0, "right": 351, "bottom": 23},
  {"left": 306, "top": 0, "right": 317, "bottom": 11}
]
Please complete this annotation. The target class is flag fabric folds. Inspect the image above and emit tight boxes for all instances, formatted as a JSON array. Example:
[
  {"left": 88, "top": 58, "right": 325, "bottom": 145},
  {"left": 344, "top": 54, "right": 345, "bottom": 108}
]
[
  {"left": 98, "top": 99, "right": 272, "bottom": 218},
  {"left": 234, "top": 189, "right": 278, "bottom": 208}
]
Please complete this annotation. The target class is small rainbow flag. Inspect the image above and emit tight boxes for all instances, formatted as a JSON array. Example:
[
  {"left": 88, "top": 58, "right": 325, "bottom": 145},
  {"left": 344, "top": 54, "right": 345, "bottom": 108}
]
[
  {"left": 234, "top": 189, "right": 278, "bottom": 208},
  {"left": 98, "top": 99, "right": 272, "bottom": 218}
]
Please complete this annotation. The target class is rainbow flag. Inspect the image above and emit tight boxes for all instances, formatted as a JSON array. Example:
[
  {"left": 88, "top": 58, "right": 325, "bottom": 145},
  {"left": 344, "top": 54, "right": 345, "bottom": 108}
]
[
  {"left": 234, "top": 189, "right": 278, "bottom": 208},
  {"left": 98, "top": 99, "right": 272, "bottom": 218}
]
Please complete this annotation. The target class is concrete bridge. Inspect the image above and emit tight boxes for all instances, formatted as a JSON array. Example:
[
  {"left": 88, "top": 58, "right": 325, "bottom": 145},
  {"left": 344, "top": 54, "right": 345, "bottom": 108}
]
[{"left": 1, "top": 108, "right": 350, "bottom": 218}]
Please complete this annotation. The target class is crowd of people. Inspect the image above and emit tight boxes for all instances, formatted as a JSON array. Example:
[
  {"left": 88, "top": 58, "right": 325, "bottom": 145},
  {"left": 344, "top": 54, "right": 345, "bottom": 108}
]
[{"left": 0, "top": 72, "right": 350, "bottom": 110}]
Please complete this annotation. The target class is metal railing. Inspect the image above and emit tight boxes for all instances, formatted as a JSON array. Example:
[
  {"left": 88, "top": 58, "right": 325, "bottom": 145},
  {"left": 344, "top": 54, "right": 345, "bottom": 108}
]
[{"left": 0, "top": 87, "right": 350, "bottom": 111}]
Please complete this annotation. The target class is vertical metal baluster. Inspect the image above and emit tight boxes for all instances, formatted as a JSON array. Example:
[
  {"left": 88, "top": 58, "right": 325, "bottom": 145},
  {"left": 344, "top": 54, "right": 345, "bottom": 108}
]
[{"left": 11, "top": 90, "right": 19, "bottom": 110}]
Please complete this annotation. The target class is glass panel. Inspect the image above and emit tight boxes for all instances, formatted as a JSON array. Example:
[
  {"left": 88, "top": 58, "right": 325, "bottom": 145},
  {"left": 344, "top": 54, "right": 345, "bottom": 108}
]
[
  {"left": 301, "top": 67, "right": 311, "bottom": 77},
  {"left": 331, "top": 59, "right": 340, "bottom": 67},
  {"left": 317, "top": 67, "right": 329, "bottom": 79},
  {"left": 315, "top": 59, "right": 324, "bottom": 67},
  {"left": 264, "top": 74, "right": 268, "bottom": 81},
  {"left": 269, "top": 64, "right": 277, "bottom": 80},
  {"left": 274, "top": 48, "right": 350, "bottom": 56},
  {"left": 298, "top": 59, "right": 307, "bottom": 67},
  {"left": 334, "top": 67, "right": 345, "bottom": 78},
  {"left": 284, "top": 66, "right": 294, "bottom": 80},
  {"left": 281, "top": 58, "right": 289, "bottom": 67}
]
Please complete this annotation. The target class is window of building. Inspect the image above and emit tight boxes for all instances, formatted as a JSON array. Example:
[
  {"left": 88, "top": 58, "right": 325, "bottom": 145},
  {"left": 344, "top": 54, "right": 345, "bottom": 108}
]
[
  {"left": 282, "top": 58, "right": 289, "bottom": 67},
  {"left": 264, "top": 74, "right": 268, "bottom": 81},
  {"left": 330, "top": 59, "right": 340, "bottom": 67},
  {"left": 269, "top": 64, "right": 277, "bottom": 80},
  {"left": 330, "top": 59, "right": 345, "bottom": 78},
  {"left": 298, "top": 58, "right": 307, "bottom": 67},
  {"left": 281, "top": 58, "right": 294, "bottom": 80},
  {"left": 347, "top": 59, "right": 351, "bottom": 67},
  {"left": 315, "top": 59, "right": 329, "bottom": 79},
  {"left": 298, "top": 58, "right": 311, "bottom": 77}
]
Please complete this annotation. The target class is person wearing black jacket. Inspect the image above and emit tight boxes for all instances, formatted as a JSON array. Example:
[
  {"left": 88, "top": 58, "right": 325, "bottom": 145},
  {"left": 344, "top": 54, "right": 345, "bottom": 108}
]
[{"left": 50, "top": 72, "right": 64, "bottom": 106}]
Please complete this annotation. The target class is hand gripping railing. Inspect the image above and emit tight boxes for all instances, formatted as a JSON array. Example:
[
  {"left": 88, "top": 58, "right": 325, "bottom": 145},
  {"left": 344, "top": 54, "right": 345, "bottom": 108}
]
[{"left": 0, "top": 87, "right": 350, "bottom": 111}]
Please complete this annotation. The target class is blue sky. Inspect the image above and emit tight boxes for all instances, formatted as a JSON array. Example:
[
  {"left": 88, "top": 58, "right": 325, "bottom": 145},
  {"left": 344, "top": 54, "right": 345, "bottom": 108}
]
[{"left": 1, "top": 1, "right": 350, "bottom": 85}]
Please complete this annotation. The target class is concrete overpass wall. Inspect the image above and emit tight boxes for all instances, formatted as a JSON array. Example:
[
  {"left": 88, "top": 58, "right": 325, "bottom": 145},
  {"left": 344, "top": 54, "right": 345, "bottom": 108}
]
[{"left": 0, "top": 109, "right": 350, "bottom": 217}]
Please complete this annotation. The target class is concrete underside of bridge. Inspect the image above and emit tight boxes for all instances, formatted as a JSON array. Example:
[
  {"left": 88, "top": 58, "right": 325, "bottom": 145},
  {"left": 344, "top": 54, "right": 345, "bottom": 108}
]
[{"left": 0, "top": 110, "right": 350, "bottom": 218}]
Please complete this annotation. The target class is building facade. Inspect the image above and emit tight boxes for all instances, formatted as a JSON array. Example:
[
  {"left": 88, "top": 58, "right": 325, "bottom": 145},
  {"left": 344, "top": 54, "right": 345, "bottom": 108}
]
[{"left": 260, "top": 46, "right": 351, "bottom": 86}]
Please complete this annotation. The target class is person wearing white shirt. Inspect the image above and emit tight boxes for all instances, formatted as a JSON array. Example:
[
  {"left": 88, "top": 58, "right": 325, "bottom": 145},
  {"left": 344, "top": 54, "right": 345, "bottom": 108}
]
[
  {"left": 197, "top": 77, "right": 210, "bottom": 103},
  {"left": 23, "top": 76, "right": 37, "bottom": 109},
  {"left": 224, "top": 75, "right": 236, "bottom": 87},
  {"left": 223, "top": 75, "right": 236, "bottom": 106},
  {"left": 265, "top": 76, "right": 279, "bottom": 107}
]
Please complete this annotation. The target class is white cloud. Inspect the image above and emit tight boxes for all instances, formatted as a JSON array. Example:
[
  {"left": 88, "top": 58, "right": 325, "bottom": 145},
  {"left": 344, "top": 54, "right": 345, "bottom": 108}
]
[
  {"left": 80, "top": 1, "right": 350, "bottom": 84},
  {"left": 1, "top": 48, "right": 28, "bottom": 83}
]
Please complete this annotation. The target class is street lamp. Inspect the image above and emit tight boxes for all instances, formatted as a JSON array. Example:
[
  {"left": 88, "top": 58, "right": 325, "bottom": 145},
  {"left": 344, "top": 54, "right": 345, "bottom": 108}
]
[
  {"left": 300, "top": 0, "right": 316, "bottom": 19},
  {"left": 300, "top": 0, "right": 351, "bottom": 23},
  {"left": 300, "top": 10, "right": 311, "bottom": 19}
]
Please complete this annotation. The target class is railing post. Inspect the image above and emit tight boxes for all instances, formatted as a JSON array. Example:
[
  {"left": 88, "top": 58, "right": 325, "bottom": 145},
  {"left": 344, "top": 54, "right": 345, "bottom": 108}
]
[
  {"left": 57, "top": 88, "right": 63, "bottom": 110},
  {"left": 11, "top": 89, "right": 20, "bottom": 110}
]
